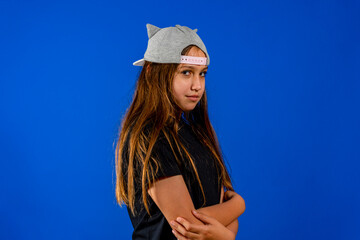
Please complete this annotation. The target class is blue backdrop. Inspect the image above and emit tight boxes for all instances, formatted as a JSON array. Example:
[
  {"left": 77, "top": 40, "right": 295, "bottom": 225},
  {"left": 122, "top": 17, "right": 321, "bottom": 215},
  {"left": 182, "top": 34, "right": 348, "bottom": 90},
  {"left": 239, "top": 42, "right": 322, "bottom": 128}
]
[{"left": 1, "top": 0, "right": 359, "bottom": 239}]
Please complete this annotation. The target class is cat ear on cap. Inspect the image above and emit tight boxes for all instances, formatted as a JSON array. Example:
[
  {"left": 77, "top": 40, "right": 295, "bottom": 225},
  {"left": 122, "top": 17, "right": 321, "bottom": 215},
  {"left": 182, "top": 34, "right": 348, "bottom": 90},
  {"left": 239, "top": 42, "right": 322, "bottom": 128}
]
[
  {"left": 146, "top": 23, "right": 161, "bottom": 38},
  {"left": 175, "top": 24, "right": 197, "bottom": 33}
]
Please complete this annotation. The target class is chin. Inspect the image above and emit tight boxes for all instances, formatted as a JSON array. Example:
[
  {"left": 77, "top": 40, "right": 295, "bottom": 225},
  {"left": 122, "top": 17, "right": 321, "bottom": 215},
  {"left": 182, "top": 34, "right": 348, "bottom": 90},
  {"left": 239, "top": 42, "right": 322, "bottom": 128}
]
[
  {"left": 178, "top": 101, "right": 198, "bottom": 112},
  {"left": 182, "top": 106, "right": 197, "bottom": 112}
]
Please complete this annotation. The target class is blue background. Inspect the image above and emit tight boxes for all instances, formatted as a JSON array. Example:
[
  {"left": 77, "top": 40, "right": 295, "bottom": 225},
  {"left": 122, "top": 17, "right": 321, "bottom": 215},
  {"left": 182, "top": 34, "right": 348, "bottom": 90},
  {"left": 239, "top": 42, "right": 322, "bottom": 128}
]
[{"left": 1, "top": 0, "right": 359, "bottom": 239}]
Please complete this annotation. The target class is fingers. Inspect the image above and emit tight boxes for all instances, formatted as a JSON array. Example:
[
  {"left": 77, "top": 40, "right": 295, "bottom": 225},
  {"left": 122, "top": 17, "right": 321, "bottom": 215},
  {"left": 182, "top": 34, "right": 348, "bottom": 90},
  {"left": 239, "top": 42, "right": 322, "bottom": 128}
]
[
  {"left": 224, "top": 190, "right": 233, "bottom": 199},
  {"left": 224, "top": 190, "right": 238, "bottom": 201},
  {"left": 170, "top": 219, "right": 199, "bottom": 239},
  {"left": 174, "top": 217, "right": 203, "bottom": 233},
  {"left": 171, "top": 229, "right": 187, "bottom": 240},
  {"left": 192, "top": 210, "right": 215, "bottom": 225}
]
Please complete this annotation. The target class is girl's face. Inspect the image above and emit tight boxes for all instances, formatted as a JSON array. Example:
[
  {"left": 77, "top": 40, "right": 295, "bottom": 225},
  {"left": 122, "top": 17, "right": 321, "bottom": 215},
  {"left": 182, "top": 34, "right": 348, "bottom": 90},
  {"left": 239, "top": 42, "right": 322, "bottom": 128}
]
[{"left": 172, "top": 47, "right": 208, "bottom": 112}]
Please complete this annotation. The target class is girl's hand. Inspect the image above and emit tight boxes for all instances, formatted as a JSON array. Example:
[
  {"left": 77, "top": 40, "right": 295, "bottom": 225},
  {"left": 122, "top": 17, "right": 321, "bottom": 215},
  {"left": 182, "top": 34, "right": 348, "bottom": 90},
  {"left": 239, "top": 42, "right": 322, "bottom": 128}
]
[
  {"left": 170, "top": 210, "right": 236, "bottom": 240},
  {"left": 223, "top": 190, "right": 238, "bottom": 202}
]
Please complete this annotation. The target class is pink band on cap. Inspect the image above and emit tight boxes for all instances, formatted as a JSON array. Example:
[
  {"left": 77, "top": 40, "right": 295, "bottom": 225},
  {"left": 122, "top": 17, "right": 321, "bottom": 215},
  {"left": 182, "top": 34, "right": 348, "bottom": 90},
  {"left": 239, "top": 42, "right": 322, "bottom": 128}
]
[{"left": 180, "top": 55, "right": 207, "bottom": 65}]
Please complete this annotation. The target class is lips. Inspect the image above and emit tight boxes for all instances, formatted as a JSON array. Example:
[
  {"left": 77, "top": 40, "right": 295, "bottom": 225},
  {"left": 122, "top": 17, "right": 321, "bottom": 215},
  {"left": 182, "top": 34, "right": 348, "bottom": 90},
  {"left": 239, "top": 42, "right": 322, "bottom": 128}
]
[{"left": 186, "top": 95, "right": 200, "bottom": 101}]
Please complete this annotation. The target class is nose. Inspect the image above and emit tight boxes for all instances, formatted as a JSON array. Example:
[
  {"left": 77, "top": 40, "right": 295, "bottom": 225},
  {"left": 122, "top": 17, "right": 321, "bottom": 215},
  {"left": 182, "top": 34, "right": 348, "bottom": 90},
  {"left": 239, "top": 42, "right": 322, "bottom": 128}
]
[{"left": 191, "top": 75, "right": 202, "bottom": 91}]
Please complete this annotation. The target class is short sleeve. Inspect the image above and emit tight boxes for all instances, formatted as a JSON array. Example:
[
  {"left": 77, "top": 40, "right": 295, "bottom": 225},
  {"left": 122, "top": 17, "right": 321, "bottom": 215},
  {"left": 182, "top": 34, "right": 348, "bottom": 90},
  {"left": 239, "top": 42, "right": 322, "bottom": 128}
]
[{"left": 150, "top": 134, "right": 182, "bottom": 180}]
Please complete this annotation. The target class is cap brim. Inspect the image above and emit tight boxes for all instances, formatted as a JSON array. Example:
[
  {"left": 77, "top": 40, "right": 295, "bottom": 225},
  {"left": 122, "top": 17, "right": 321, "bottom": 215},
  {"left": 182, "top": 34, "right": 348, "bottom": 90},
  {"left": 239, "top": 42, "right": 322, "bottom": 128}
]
[{"left": 133, "top": 59, "right": 145, "bottom": 66}]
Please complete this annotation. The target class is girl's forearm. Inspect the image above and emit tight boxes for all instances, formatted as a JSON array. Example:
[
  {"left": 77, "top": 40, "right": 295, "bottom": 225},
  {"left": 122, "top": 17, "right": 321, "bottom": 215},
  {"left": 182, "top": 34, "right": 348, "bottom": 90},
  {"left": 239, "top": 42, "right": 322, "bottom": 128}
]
[
  {"left": 227, "top": 219, "right": 239, "bottom": 235},
  {"left": 196, "top": 194, "right": 245, "bottom": 226}
]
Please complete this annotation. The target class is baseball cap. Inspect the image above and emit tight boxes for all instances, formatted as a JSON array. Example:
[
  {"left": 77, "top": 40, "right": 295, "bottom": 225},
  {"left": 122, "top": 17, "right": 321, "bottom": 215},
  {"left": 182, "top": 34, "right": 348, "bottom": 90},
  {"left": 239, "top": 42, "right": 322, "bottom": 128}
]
[{"left": 133, "top": 24, "right": 210, "bottom": 66}]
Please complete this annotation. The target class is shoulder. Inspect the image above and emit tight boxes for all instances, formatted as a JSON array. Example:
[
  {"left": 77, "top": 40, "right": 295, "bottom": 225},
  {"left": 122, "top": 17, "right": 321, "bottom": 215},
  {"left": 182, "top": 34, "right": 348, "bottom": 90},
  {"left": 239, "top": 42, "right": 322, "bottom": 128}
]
[{"left": 123, "top": 121, "right": 174, "bottom": 156}]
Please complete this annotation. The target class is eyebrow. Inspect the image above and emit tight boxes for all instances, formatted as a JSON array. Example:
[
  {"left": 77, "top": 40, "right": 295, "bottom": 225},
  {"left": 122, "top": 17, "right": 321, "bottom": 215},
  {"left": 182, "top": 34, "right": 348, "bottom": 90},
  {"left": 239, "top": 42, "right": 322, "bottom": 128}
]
[{"left": 180, "top": 65, "right": 208, "bottom": 71}]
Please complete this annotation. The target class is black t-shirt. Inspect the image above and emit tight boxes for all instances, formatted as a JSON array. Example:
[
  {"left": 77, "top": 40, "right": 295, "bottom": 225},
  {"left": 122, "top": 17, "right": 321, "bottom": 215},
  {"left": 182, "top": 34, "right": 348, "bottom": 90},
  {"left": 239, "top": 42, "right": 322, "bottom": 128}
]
[{"left": 122, "top": 117, "right": 221, "bottom": 240}]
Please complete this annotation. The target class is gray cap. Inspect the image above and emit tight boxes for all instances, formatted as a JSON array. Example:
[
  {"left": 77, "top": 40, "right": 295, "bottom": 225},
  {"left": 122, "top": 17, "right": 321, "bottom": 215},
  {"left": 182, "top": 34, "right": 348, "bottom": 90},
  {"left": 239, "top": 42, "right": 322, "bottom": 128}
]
[{"left": 133, "top": 24, "right": 210, "bottom": 66}]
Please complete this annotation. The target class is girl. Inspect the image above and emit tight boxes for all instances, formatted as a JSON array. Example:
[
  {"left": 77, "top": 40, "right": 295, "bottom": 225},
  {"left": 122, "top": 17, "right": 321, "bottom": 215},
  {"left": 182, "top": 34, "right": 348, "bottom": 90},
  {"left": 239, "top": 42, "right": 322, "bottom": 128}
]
[{"left": 115, "top": 23, "right": 245, "bottom": 240}]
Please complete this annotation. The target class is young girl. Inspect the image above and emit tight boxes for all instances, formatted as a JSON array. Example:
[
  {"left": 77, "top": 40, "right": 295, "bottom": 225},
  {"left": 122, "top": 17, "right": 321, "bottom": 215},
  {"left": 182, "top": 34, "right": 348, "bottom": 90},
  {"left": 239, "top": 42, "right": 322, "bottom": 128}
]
[{"left": 115, "top": 23, "right": 245, "bottom": 240}]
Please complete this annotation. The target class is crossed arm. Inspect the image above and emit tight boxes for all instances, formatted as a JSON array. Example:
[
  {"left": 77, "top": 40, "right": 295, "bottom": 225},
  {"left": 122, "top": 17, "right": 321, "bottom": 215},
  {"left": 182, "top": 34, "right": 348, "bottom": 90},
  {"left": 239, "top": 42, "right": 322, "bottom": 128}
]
[{"left": 147, "top": 175, "right": 246, "bottom": 239}]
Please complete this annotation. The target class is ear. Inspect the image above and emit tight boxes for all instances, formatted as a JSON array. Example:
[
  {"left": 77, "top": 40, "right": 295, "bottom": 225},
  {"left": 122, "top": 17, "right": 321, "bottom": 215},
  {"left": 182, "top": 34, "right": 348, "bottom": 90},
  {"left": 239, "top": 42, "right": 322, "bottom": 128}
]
[{"left": 146, "top": 24, "right": 161, "bottom": 38}]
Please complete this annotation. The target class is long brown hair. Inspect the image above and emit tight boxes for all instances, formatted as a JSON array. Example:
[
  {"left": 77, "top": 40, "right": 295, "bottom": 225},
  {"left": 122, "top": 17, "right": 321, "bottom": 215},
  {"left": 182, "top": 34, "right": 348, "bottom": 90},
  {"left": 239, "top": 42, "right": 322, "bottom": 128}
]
[{"left": 115, "top": 45, "right": 233, "bottom": 215}]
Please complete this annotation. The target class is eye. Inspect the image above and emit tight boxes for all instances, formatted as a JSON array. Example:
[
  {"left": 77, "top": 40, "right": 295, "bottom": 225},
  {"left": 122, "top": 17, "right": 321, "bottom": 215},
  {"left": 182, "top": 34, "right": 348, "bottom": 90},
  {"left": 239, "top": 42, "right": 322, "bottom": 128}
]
[
  {"left": 200, "top": 71, "right": 208, "bottom": 77},
  {"left": 181, "top": 70, "right": 191, "bottom": 76}
]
